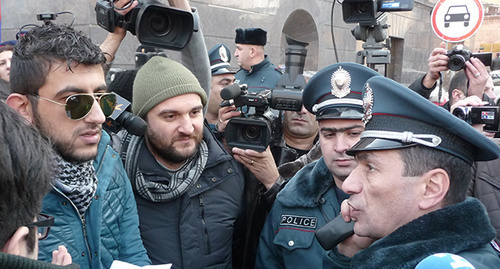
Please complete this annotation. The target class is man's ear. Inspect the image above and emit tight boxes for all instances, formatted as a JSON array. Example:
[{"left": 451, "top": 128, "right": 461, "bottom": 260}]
[
  {"left": 250, "top": 46, "right": 257, "bottom": 58},
  {"left": 5, "top": 93, "right": 35, "bottom": 124},
  {"left": 1, "top": 227, "right": 29, "bottom": 255},
  {"left": 419, "top": 168, "right": 450, "bottom": 210},
  {"left": 451, "top": 89, "right": 465, "bottom": 104}
]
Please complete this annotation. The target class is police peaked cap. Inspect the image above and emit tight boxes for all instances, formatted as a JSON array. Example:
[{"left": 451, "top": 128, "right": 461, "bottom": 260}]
[
  {"left": 208, "top": 43, "right": 235, "bottom": 76},
  {"left": 235, "top": 28, "right": 267, "bottom": 46},
  {"left": 303, "top": 62, "right": 381, "bottom": 120},
  {"left": 347, "top": 76, "right": 500, "bottom": 164}
]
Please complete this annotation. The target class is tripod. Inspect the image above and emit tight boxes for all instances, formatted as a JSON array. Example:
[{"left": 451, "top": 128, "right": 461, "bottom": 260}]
[{"left": 352, "top": 13, "right": 391, "bottom": 74}]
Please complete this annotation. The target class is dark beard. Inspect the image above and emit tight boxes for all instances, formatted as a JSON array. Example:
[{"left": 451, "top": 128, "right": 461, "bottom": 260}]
[
  {"left": 147, "top": 135, "right": 201, "bottom": 165},
  {"left": 32, "top": 106, "right": 98, "bottom": 163}
]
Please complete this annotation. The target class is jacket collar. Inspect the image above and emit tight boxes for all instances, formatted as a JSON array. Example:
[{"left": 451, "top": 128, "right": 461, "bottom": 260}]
[
  {"left": 277, "top": 157, "right": 335, "bottom": 208},
  {"left": 352, "top": 197, "right": 496, "bottom": 269},
  {"left": 239, "top": 55, "right": 272, "bottom": 75}
]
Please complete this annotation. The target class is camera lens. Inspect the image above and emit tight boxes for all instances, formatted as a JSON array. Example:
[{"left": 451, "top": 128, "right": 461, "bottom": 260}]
[
  {"left": 241, "top": 125, "right": 261, "bottom": 141},
  {"left": 148, "top": 11, "right": 172, "bottom": 37},
  {"left": 354, "top": 3, "right": 370, "bottom": 14},
  {"left": 452, "top": 107, "right": 470, "bottom": 122},
  {"left": 448, "top": 54, "right": 466, "bottom": 71}
]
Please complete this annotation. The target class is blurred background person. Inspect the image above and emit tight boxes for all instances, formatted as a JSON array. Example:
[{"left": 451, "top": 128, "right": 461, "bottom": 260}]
[{"left": 0, "top": 101, "right": 76, "bottom": 268}]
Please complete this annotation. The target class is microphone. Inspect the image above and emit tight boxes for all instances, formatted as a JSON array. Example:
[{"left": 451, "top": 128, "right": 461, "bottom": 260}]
[
  {"left": 315, "top": 214, "right": 355, "bottom": 251},
  {"left": 104, "top": 92, "right": 148, "bottom": 136},
  {"left": 220, "top": 84, "right": 246, "bottom": 100}
]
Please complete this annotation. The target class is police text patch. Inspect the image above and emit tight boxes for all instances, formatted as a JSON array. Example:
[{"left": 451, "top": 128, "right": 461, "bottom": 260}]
[{"left": 280, "top": 214, "right": 317, "bottom": 229}]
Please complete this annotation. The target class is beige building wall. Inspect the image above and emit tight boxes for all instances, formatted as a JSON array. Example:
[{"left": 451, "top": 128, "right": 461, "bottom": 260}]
[{"left": 0, "top": 0, "right": 453, "bottom": 85}]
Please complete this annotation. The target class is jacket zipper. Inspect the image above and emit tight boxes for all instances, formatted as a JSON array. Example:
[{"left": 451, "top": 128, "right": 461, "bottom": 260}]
[
  {"left": 198, "top": 194, "right": 212, "bottom": 254},
  {"left": 53, "top": 187, "right": 93, "bottom": 263}
]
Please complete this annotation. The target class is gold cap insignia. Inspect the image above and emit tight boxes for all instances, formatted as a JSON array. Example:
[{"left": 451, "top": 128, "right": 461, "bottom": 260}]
[{"left": 331, "top": 66, "right": 351, "bottom": 98}]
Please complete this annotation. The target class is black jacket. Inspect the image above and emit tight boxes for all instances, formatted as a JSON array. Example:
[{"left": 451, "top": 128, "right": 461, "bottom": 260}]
[{"left": 123, "top": 125, "right": 245, "bottom": 268}]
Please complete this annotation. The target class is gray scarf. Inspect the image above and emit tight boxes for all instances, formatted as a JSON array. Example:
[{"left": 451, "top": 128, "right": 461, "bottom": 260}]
[
  {"left": 52, "top": 154, "right": 98, "bottom": 217},
  {"left": 133, "top": 139, "right": 209, "bottom": 202}
]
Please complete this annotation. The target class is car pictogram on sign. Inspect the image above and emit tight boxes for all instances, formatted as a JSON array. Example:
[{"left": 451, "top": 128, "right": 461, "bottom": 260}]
[{"left": 444, "top": 5, "right": 470, "bottom": 28}]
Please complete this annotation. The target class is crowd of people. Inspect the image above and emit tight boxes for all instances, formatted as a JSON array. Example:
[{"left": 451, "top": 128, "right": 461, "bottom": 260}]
[{"left": 1, "top": 0, "right": 500, "bottom": 268}]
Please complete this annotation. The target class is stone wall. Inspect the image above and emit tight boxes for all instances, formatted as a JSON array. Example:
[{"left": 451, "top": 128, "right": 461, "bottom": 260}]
[{"left": 1, "top": 0, "right": 442, "bottom": 85}]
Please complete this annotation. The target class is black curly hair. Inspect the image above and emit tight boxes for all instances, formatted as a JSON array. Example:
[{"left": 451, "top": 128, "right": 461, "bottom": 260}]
[{"left": 10, "top": 24, "right": 106, "bottom": 97}]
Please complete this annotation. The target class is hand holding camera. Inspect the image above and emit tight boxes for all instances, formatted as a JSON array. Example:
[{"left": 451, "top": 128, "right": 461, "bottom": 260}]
[
  {"left": 451, "top": 96, "right": 499, "bottom": 134},
  {"left": 464, "top": 57, "right": 490, "bottom": 99}
]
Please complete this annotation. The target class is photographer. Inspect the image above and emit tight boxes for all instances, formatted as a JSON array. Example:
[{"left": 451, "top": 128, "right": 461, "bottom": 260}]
[
  {"left": 409, "top": 42, "right": 493, "bottom": 111},
  {"left": 449, "top": 96, "right": 500, "bottom": 245}
]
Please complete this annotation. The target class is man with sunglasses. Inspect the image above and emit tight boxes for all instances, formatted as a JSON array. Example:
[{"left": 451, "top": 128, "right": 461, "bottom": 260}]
[
  {"left": 5, "top": 24, "right": 150, "bottom": 268},
  {"left": 0, "top": 101, "right": 78, "bottom": 268}
]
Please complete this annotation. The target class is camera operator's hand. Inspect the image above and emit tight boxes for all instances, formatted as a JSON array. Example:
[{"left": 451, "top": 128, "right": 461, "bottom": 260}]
[
  {"left": 216, "top": 104, "right": 241, "bottom": 133},
  {"left": 423, "top": 42, "right": 448, "bottom": 89},
  {"left": 232, "top": 146, "right": 280, "bottom": 190},
  {"left": 336, "top": 200, "right": 375, "bottom": 258},
  {"left": 99, "top": 0, "right": 138, "bottom": 66},
  {"left": 465, "top": 57, "right": 489, "bottom": 99}
]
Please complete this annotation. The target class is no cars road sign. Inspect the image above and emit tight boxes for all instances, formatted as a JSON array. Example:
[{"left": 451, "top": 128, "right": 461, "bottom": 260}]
[{"left": 431, "top": 0, "right": 484, "bottom": 42}]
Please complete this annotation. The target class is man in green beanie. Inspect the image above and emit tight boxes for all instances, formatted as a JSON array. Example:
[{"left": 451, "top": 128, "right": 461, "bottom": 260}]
[{"left": 119, "top": 56, "right": 245, "bottom": 268}]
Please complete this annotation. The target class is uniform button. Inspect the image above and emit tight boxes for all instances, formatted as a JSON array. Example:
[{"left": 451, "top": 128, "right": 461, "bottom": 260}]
[
  {"left": 196, "top": 184, "right": 201, "bottom": 188},
  {"left": 288, "top": 240, "right": 294, "bottom": 247},
  {"left": 62, "top": 201, "right": 67, "bottom": 206},
  {"left": 227, "top": 168, "right": 233, "bottom": 173},
  {"left": 318, "top": 198, "right": 325, "bottom": 204},
  {"left": 95, "top": 195, "right": 99, "bottom": 200},
  {"left": 81, "top": 252, "right": 85, "bottom": 257},
  {"left": 112, "top": 154, "right": 116, "bottom": 158},
  {"left": 95, "top": 252, "right": 98, "bottom": 257},
  {"left": 211, "top": 177, "right": 217, "bottom": 182}
]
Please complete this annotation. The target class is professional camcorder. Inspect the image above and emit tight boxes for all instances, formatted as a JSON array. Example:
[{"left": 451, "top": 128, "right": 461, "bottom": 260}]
[
  {"left": 453, "top": 106, "right": 500, "bottom": 132},
  {"left": 221, "top": 84, "right": 302, "bottom": 152},
  {"left": 95, "top": 0, "right": 196, "bottom": 50},
  {"left": 446, "top": 45, "right": 492, "bottom": 71},
  {"left": 220, "top": 36, "right": 308, "bottom": 152},
  {"left": 342, "top": 0, "right": 413, "bottom": 25}
]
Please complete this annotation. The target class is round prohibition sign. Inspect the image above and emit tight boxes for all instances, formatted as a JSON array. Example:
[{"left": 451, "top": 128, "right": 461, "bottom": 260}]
[{"left": 431, "top": 0, "right": 484, "bottom": 42}]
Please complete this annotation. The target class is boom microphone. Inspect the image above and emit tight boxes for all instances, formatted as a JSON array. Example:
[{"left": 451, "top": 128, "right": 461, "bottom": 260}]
[{"left": 221, "top": 84, "right": 247, "bottom": 100}]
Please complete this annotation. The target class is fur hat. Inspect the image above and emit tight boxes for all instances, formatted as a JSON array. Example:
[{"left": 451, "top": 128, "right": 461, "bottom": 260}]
[
  {"left": 235, "top": 28, "right": 267, "bottom": 46},
  {"left": 132, "top": 56, "right": 207, "bottom": 118}
]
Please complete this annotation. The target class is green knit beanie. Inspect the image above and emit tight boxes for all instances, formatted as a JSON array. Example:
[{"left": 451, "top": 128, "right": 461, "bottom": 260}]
[{"left": 132, "top": 56, "right": 207, "bottom": 118}]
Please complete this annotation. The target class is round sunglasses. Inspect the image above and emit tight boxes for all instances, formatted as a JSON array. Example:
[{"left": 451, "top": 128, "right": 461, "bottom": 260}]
[{"left": 34, "top": 93, "right": 117, "bottom": 120}]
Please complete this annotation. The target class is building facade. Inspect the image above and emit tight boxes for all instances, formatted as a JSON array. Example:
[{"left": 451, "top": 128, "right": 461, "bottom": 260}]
[{"left": 0, "top": 0, "right": 460, "bottom": 85}]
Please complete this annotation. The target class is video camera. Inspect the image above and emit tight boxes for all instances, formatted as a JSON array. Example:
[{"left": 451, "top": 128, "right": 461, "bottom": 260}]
[
  {"left": 221, "top": 35, "right": 308, "bottom": 152},
  {"left": 453, "top": 106, "right": 500, "bottom": 133},
  {"left": 342, "top": 0, "right": 414, "bottom": 25},
  {"left": 446, "top": 45, "right": 492, "bottom": 71},
  {"left": 95, "top": 0, "right": 196, "bottom": 50},
  {"left": 221, "top": 84, "right": 303, "bottom": 152}
]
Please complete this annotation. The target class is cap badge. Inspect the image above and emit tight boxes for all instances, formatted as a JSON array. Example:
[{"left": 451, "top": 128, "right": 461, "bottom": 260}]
[
  {"left": 331, "top": 66, "right": 351, "bottom": 98},
  {"left": 219, "top": 46, "right": 229, "bottom": 63},
  {"left": 362, "top": 83, "right": 374, "bottom": 124}
]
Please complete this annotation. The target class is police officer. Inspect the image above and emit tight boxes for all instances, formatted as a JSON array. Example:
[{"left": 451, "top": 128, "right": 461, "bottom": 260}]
[
  {"left": 256, "top": 63, "right": 381, "bottom": 268},
  {"left": 326, "top": 76, "right": 500, "bottom": 268},
  {"left": 233, "top": 27, "right": 282, "bottom": 92},
  {"left": 206, "top": 43, "right": 236, "bottom": 128}
]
